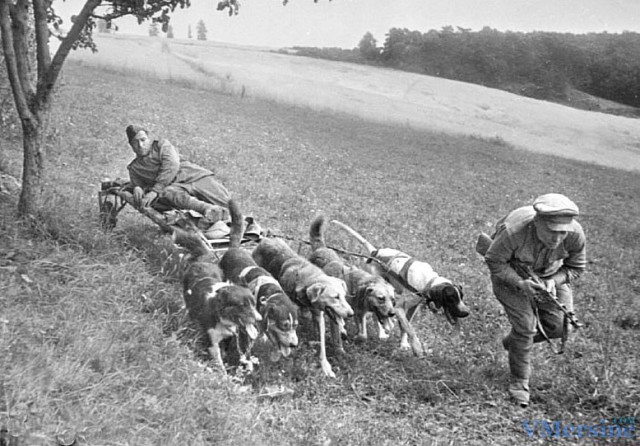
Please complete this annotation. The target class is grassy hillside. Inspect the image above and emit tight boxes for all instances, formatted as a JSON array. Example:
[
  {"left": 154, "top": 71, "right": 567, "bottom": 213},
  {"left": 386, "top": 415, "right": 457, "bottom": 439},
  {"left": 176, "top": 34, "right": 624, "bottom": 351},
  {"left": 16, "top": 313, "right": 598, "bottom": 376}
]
[
  {"left": 0, "top": 61, "right": 638, "bottom": 445},
  {"left": 67, "top": 34, "right": 640, "bottom": 173}
]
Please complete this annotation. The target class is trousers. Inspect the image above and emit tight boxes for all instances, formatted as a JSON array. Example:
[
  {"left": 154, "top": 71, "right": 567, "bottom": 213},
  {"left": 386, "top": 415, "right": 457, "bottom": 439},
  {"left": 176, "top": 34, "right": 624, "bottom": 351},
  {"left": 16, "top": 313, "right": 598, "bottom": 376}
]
[
  {"left": 153, "top": 176, "right": 230, "bottom": 214},
  {"left": 491, "top": 276, "right": 573, "bottom": 382}
]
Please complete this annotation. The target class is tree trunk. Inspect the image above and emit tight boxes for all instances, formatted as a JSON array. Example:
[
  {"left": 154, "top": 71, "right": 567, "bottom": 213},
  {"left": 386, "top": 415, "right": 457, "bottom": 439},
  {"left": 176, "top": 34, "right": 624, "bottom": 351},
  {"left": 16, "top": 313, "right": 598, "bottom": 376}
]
[{"left": 17, "top": 114, "right": 44, "bottom": 217}]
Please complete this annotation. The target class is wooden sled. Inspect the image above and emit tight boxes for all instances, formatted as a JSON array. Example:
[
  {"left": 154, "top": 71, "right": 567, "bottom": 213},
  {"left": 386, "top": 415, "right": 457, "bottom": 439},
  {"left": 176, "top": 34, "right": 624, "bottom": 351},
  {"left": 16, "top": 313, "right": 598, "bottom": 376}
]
[{"left": 98, "top": 179, "right": 262, "bottom": 252}]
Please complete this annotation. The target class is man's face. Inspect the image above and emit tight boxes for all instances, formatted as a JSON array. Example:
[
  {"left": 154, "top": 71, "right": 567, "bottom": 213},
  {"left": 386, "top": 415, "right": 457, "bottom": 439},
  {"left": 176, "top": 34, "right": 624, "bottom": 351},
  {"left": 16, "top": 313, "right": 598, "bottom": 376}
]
[
  {"left": 534, "top": 218, "right": 568, "bottom": 249},
  {"left": 130, "top": 131, "right": 151, "bottom": 157}
]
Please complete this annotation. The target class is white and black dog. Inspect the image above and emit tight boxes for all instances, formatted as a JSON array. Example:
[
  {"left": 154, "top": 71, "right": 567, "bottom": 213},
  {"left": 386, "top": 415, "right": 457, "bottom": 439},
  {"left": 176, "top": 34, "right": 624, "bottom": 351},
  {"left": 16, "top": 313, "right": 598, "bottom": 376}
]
[
  {"left": 173, "top": 227, "right": 262, "bottom": 373},
  {"left": 218, "top": 200, "right": 299, "bottom": 362},
  {"left": 332, "top": 220, "right": 470, "bottom": 353}
]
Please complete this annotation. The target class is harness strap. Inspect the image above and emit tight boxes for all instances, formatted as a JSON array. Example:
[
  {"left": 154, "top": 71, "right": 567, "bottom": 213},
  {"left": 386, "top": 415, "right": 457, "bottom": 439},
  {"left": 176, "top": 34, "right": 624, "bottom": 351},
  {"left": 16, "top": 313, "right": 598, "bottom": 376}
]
[
  {"left": 248, "top": 275, "right": 280, "bottom": 300},
  {"left": 187, "top": 278, "right": 230, "bottom": 295},
  {"left": 398, "top": 257, "right": 415, "bottom": 284},
  {"left": 531, "top": 299, "right": 562, "bottom": 355},
  {"left": 374, "top": 257, "right": 442, "bottom": 308}
]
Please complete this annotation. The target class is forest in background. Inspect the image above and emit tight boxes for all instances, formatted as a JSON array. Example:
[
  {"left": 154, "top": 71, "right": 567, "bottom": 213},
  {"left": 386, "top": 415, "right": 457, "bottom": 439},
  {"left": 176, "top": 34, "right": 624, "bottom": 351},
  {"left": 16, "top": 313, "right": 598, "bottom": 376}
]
[{"left": 287, "top": 27, "right": 640, "bottom": 116}]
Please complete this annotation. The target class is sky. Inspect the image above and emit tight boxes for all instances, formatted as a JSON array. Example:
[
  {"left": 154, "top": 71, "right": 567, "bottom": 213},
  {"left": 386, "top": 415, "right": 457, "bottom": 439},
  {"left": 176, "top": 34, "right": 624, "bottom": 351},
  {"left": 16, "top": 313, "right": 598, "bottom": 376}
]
[{"left": 54, "top": 0, "right": 640, "bottom": 49}]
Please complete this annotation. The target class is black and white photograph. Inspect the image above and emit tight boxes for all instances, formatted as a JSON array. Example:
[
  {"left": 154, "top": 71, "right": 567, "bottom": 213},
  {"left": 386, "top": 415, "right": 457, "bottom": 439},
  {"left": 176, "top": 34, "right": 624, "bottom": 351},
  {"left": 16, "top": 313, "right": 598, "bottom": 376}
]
[{"left": 1, "top": 0, "right": 638, "bottom": 444}]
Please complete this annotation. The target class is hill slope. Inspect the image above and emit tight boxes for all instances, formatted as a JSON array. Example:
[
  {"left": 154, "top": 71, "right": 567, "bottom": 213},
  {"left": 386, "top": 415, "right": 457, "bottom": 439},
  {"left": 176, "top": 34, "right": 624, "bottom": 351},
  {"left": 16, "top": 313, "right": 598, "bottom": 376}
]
[
  {"left": 1, "top": 60, "right": 638, "bottom": 446},
  {"left": 70, "top": 33, "right": 640, "bottom": 172}
]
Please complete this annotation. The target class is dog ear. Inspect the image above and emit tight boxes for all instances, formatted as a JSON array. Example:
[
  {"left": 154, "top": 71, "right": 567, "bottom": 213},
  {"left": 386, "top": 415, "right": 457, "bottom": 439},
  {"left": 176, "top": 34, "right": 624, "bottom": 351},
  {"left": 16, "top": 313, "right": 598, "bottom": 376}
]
[
  {"left": 364, "top": 285, "right": 376, "bottom": 299},
  {"left": 262, "top": 305, "right": 273, "bottom": 330},
  {"left": 455, "top": 284, "right": 464, "bottom": 300},
  {"left": 306, "top": 283, "right": 324, "bottom": 304},
  {"left": 428, "top": 285, "right": 444, "bottom": 309}
]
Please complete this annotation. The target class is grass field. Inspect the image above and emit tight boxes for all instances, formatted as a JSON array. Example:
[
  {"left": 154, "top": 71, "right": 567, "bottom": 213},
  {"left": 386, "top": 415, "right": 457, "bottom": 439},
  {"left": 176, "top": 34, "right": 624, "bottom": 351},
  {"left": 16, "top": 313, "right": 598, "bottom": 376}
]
[
  {"left": 68, "top": 34, "right": 640, "bottom": 173},
  {"left": 0, "top": 46, "right": 639, "bottom": 445}
]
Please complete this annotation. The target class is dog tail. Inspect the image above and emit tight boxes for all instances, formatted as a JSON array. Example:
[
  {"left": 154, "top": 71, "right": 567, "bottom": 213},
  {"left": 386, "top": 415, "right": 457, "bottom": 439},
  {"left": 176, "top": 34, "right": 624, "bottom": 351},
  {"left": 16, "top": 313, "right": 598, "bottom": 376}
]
[
  {"left": 330, "top": 220, "right": 377, "bottom": 254},
  {"left": 172, "top": 227, "right": 212, "bottom": 258},
  {"left": 227, "top": 198, "right": 244, "bottom": 249},
  {"left": 309, "top": 215, "right": 327, "bottom": 251}
]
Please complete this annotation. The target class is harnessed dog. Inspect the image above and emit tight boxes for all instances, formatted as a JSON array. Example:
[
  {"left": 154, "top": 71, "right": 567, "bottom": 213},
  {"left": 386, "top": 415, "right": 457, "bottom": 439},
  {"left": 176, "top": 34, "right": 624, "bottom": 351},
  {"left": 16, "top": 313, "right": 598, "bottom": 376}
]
[
  {"left": 218, "top": 200, "right": 299, "bottom": 362},
  {"left": 252, "top": 236, "right": 353, "bottom": 378},
  {"left": 173, "top": 227, "right": 261, "bottom": 373},
  {"left": 332, "top": 220, "right": 470, "bottom": 354},
  {"left": 308, "top": 215, "right": 396, "bottom": 349}
]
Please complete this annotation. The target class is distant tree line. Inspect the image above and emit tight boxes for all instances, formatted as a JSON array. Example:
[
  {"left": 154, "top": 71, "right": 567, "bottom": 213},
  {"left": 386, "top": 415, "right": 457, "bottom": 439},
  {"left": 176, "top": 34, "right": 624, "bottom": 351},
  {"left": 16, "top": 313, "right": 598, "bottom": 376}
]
[{"left": 289, "top": 27, "right": 640, "bottom": 109}]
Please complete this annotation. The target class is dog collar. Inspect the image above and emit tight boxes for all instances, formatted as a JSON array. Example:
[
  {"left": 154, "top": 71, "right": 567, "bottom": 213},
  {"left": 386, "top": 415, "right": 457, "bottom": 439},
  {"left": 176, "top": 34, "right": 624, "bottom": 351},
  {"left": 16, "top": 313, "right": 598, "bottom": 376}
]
[{"left": 207, "top": 281, "right": 232, "bottom": 297}]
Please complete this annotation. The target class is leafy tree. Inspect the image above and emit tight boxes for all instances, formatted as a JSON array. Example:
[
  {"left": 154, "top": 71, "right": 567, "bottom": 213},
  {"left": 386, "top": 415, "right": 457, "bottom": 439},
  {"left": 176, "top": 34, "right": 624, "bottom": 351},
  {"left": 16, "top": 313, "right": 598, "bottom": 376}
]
[
  {"left": 358, "top": 32, "right": 378, "bottom": 61},
  {"left": 149, "top": 22, "right": 159, "bottom": 37},
  {"left": 0, "top": 0, "right": 332, "bottom": 217},
  {"left": 96, "top": 18, "right": 108, "bottom": 33},
  {"left": 196, "top": 19, "right": 207, "bottom": 41}
]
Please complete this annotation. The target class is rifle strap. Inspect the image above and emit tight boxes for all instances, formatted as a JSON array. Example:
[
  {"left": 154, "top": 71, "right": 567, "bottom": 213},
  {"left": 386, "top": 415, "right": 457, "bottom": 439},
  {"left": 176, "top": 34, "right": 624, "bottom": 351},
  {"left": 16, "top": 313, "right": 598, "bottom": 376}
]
[
  {"left": 560, "top": 313, "right": 570, "bottom": 354},
  {"left": 531, "top": 300, "right": 561, "bottom": 355}
]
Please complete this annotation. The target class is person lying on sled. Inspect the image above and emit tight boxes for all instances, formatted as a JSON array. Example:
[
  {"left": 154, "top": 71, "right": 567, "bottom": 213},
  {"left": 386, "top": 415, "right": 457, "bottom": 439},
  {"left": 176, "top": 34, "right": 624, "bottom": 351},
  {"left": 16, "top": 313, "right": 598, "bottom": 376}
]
[{"left": 125, "top": 124, "right": 230, "bottom": 224}]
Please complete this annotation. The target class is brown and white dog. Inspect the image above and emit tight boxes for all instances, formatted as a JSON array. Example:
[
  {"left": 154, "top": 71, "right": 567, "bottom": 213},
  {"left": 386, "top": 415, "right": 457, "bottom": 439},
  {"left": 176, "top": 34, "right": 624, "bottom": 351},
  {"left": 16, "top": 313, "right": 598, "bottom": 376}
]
[
  {"left": 173, "top": 227, "right": 262, "bottom": 373},
  {"left": 332, "top": 220, "right": 470, "bottom": 354},
  {"left": 252, "top": 236, "right": 353, "bottom": 378},
  {"left": 218, "top": 200, "right": 299, "bottom": 362},
  {"left": 308, "top": 215, "right": 396, "bottom": 348}
]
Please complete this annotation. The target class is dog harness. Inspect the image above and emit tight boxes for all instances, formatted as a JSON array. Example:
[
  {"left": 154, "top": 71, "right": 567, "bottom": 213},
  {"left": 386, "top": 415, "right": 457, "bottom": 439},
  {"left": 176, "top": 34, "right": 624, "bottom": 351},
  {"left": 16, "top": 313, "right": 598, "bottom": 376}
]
[
  {"left": 372, "top": 248, "right": 441, "bottom": 293},
  {"left": 239, "top": 266, "right": 281, "bottom": 299},
  {"left": 370, "top": 249, "right": 457, "bottom": 317},
  {"left": 202, "top": 281, "right": 233, "bottom": 300}
]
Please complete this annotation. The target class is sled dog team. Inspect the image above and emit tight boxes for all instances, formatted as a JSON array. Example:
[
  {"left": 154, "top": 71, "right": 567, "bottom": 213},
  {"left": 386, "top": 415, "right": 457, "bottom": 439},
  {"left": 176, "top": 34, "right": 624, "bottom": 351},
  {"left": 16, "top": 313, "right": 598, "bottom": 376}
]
[{"left": 173, "top": 199, "right": 470, "bottom": 379}]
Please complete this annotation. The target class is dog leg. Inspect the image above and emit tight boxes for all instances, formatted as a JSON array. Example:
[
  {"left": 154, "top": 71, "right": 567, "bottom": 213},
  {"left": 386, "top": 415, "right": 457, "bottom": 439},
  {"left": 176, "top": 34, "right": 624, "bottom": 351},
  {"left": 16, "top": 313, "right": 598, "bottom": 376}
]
[
  {"left": 354, "top": 311, "right": 368, "bottom": 341},
  {"left": 395, "top": 293, "right": 423, "bottom": 352},
  {"left": 376, "top": 321, "right": 390, "bottom": 339},
  {"left": 207, "top": 328, "right": 227, "bottom": 373},
  {"left": 330, "top": 317, "right": 345, "bottom": 355},
  {"left": 313, "top": 310, "right": 336, "bottom": 378},
  {"left": 393, "top": 308, "right": 424, "bottom": 357}
]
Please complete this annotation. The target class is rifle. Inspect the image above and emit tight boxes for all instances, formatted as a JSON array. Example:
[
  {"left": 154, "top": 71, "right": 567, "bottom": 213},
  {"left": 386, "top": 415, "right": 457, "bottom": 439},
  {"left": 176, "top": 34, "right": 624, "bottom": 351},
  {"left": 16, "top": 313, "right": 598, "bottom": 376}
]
[
  {"left": 476, "top": 232, "right": 583, "bottom": 329},
  {"left": 510, "top": 262, "right": 583, "bottom": 329}
]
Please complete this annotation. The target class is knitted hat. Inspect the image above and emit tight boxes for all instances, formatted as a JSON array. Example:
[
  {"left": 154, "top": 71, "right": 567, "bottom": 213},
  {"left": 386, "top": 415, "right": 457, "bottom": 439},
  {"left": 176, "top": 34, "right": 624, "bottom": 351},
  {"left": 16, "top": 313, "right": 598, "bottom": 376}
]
[{"left": 126, "top": 125, "right": 146, "bottom": 143}]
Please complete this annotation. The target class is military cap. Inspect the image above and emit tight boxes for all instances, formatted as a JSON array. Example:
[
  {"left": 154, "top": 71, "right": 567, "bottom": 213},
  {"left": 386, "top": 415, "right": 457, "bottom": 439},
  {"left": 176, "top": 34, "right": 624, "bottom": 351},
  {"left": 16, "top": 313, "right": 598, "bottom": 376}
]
[
  {"left": 126, "top": 124, "right": 147, "bottom": 143},
  {"left": 533, "top": 193, "right": 579, "bottom": 231}
]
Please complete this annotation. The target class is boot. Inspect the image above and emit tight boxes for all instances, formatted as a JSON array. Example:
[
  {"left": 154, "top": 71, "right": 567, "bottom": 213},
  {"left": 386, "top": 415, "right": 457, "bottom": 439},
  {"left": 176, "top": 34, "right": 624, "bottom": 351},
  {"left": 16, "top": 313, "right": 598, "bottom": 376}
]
[
  {"left": 201, "top": 204, "right": 228, "bottom": 226},
  {"left": 180, "top": 196, "right": 227, "bottom": 225},
  {"left": 508, "top": 379, "right": 530, "bottom": 408},
  {"left": 501, "top": 333, "right": 511, "bottom": 351}
]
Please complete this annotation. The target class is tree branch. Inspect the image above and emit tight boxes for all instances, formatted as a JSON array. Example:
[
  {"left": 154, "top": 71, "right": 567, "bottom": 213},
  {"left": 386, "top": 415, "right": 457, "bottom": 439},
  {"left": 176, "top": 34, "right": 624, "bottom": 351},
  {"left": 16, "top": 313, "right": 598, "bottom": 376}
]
[
  {"left": 12, "top": 0, "right": 35, "bottom": 104},
  {"left": 0, "top": 0, "right": 33, "bottom": 121},
  {"left": 35, "top": 0, "right": 102, "bottom": 106},
  {"left": 32, "top": 0, "right": 51, "bottom": 84}
]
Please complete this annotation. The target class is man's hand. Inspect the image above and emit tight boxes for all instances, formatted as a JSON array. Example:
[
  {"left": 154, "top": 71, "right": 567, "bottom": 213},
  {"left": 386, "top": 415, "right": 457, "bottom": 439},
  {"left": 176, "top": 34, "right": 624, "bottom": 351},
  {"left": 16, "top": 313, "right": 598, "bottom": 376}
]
[
  {"left": 133, "top": 186, "right": 144, "bottom": 208},
  {"left": 542, "top": 278, "right": 556, "bottom": 296},
  {"left": 517, "top": 278, "right": 546, "bottom": 299},
  {"left": 132, "top": 188, "right": 157, "bottom": 208},
  {"left": 141, "top": 191, "right": 158, "bottom": 208}
]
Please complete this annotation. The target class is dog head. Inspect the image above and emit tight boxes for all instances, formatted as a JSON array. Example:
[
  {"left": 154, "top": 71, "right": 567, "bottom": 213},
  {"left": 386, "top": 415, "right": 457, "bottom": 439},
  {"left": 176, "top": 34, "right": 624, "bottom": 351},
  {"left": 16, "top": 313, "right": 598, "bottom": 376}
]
[
  {"left": 308, "top": 276, "right": 353, "bottom": 334},
  {"left": 425, "top": 280, "right": 470, "bottom": 325},
  {"left": 357, "top": 278, "right": 396, "bottom": 332},
  {"left": 216, "top": 285, "right": 263, "bottom": 340},
  {"left": 260, "top": 293, "right": 299, "bottom": 362}
]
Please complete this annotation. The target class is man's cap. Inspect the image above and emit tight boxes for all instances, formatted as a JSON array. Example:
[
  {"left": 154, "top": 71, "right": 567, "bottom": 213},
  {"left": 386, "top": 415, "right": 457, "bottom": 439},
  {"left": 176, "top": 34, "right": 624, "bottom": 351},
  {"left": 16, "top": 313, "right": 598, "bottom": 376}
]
[
  {"left": 533, "top": 193, "right": 579, "bottom": 231},
  {"left": 126, "top": 124, "right": 146, "bottom": 143}
]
